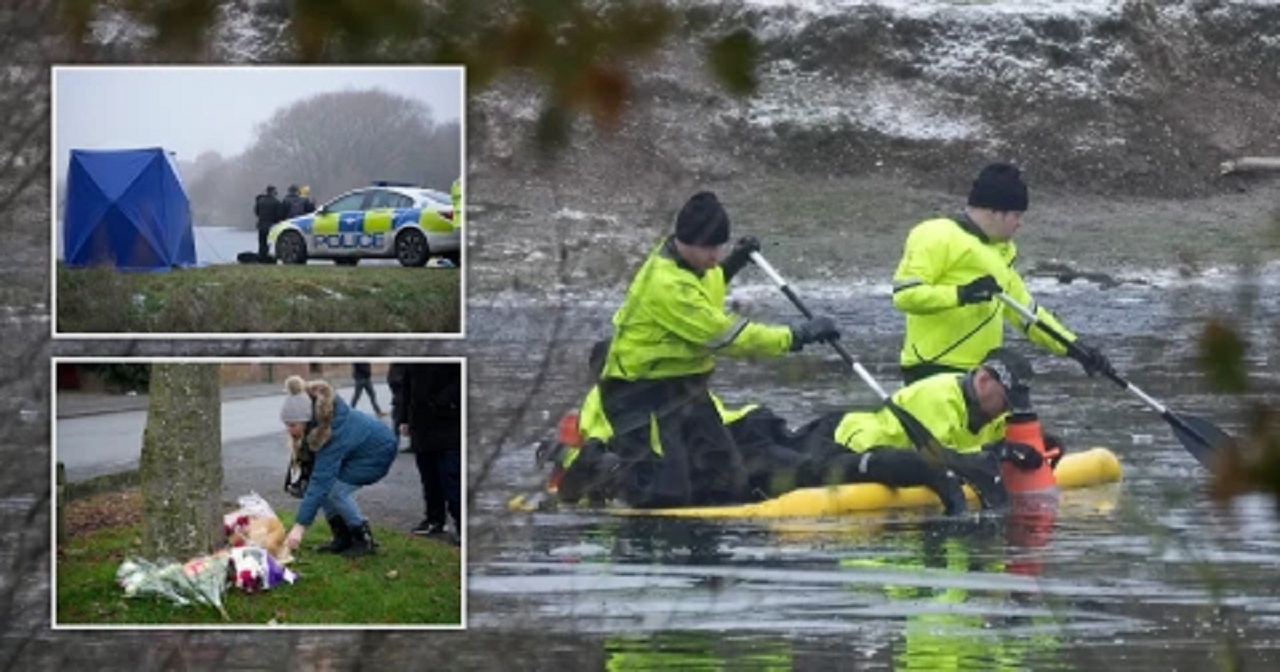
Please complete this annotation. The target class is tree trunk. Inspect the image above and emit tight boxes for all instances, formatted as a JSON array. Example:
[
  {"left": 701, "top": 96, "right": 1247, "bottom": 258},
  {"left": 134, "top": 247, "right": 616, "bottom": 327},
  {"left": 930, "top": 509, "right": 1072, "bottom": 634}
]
[{"left": 140, "top": 363, "right": 223, "bottom": 560}]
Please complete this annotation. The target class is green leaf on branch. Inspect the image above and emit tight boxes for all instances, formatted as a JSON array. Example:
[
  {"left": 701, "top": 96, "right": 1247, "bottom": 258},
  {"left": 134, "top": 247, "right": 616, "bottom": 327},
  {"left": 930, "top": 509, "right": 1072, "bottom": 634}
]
[
  {"left": 708, "top": 29, "right": 759, "bottom": 96},
  {"left": 535, "top": 104, "right": 571, "bottom": 152},
  {"left": 1198, "top": 319, "right": 1248, "bottom": 394},
  {"left": 139, "top": 0, "right": 220, "bottom": 56}
]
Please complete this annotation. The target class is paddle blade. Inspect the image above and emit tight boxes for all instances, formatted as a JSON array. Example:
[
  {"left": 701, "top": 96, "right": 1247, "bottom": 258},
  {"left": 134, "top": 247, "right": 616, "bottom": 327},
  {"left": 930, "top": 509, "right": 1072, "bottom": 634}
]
[{"left": 1169, "top": 413, "right": 1234, "bottom": 469}]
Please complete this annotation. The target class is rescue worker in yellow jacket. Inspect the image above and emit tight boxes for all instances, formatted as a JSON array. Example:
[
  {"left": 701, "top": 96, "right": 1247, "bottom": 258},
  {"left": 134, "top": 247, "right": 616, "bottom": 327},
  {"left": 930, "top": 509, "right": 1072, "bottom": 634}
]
[
  {"left": 556, "top": 342, "right": 803, "bottom": 505},
  {"left": 599, "top": 191, "right": 840, "bottom": 508},
  {"left": 793, "top": 348, "right": 1054, "bottom": 514},
  {"left": 892, "top": 163, "right": 1114, "bottom": 384}
]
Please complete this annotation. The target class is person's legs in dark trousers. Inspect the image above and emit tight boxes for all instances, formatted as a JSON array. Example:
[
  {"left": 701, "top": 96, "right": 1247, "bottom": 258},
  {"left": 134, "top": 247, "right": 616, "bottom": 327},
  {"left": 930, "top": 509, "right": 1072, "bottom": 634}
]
[
  {"left": 851, "top": 448, "right": 969, "bottom": 514},
  {"left": 351, "top": 379, "right": 366, "bottom": 409},
  {"left": 351, "top": 378, "right": 383, "bottom": 414},
  {"left": 681, "top": 395, "right": 749, "bottom": 505},
  {"left": 601, "top": 378, "right": 694, "bottom": 509},
  {"left": 438, "top": 450, "right": 462, "bottom": 546},
  {"left": 943, "top": 450, "right": 1008, "bottom": 510},
  {"left": 256, "top": 225, "right": 270, "bottom": 259},
  {"left": 728, "top": 408, "right": 804, "bottom": 499},
  {"left": 601, "top": 376, "right": 749, "bottom": 508},
  {"left": 612, "top": 415, "right": 691, "bottom": 509},
  {"left": 556, "top": 439, "right": 620, "bottom": 504},
  {"left": 412, "top": 446, "right": 447, "bottom": 535}
]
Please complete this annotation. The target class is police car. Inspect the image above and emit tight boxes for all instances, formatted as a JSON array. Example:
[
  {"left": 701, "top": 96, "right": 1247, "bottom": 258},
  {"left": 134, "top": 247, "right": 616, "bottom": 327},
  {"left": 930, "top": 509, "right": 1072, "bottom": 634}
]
[{"left": 267, "top": 183, "right": 460, "bottom": 267}]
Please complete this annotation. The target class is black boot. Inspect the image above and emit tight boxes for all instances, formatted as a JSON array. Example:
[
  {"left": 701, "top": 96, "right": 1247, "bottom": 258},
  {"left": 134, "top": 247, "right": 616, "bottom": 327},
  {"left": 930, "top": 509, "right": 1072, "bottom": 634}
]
[
  {"left": 342, "top": 521, "right": 377, "bottom": 558},
  {"left": 315, "top": 515, "right": 352, "bottom": 554},
  {"left": 949, "top": 451, "right": 1010, "bottom": 512},
  {"left": 932, "top": 469, "right": 970, "bottom": 516}
]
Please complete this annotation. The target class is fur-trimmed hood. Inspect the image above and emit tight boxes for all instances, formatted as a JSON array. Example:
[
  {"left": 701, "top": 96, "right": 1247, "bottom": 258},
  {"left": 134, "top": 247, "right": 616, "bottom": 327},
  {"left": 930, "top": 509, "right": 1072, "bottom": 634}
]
[
  {"left": 285, "top": 377, "right": 337, "bottom": 457},
  {"left": 283, "top": 375, "right": 398, "bottom": 528}
]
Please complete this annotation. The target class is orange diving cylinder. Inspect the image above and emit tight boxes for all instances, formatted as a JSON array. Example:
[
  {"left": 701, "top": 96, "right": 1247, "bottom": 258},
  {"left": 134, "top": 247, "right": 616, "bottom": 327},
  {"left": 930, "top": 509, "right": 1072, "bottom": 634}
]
[
  {"left": 545, "top": 410, "right": 583, "bottom": 494},
  {"left": 558, "top": 410, "right": 583, "bottom": 447},
  {"left": 1000, "top": 413, "right": 1058, "bottom": 494}
]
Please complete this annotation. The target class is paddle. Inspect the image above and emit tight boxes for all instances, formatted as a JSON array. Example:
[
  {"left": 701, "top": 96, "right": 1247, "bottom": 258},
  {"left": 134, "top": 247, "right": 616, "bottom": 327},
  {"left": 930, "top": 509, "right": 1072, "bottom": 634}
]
[
  {"left": 996, "top": 293, "right": 1230, "bottom": 468},
  {"left": 748, "top": 251, "right": 949, "bottom": 468}
]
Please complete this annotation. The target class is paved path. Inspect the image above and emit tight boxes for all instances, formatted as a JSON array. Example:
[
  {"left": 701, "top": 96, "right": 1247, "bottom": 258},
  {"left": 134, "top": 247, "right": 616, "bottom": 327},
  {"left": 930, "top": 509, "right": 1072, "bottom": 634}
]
[
  {"left": 56, "top": 380, "right": 394, "bottom": 482},
  {"left": 56, "top": 381, "right": 431, "bottom": 534}
]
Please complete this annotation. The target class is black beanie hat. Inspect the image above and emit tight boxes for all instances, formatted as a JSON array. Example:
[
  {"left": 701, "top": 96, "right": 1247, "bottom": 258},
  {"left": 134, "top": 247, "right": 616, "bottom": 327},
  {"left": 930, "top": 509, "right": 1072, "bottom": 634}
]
[
  {"left": 674, "top": 191, "right": 731, "bottom": 247},
  {"left": 968, "top": 163, "right": 1029, "bottom": 212},
  {"left": 981, "top": 347, "right": 1034, "bottom": 390}
]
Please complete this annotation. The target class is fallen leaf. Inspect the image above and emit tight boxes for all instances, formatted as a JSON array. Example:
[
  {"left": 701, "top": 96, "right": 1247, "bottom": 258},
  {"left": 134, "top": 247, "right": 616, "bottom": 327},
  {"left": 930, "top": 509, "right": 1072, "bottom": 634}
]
[{"left": 385, "top": 570, "right": 399, "bottom": 580}]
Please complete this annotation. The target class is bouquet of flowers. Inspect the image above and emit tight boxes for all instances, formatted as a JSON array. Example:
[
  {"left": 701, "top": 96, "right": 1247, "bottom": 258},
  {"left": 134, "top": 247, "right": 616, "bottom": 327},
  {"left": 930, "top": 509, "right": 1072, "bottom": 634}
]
[
  {"left": 115, "top": 551, "right": 232, "bottom": 620},
  {"left": 222, "top": 492, "right": 291, "bottom": 564},
  {"left": 229, "top": 546, "right": 298, "bottom": 593}
]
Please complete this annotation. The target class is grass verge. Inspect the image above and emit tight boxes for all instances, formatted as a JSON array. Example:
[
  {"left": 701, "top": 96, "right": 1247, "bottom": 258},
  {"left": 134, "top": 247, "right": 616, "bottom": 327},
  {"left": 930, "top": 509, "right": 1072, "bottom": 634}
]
[
  {"left": 56, "top": 263, "right": 461, "bottom": 334},
  {"left": 56, "top": 510, "right": 462, "bottom": 626}
]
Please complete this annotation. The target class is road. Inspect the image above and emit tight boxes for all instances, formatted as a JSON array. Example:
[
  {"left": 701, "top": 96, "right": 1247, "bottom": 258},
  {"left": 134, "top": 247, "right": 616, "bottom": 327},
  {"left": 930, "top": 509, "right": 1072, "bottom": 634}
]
[
  {"left": 56, "top": 382, "right": 433, "bottom": 534},
  {"left": 57, "top": 382, "right": 394, "bottom": 482}
]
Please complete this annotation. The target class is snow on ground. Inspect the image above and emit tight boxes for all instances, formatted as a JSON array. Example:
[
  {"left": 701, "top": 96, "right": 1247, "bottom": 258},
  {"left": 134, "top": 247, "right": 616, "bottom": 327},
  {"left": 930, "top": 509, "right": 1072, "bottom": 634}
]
[{"left": 744, "top": 62, "right": 991, "bottom": 141}]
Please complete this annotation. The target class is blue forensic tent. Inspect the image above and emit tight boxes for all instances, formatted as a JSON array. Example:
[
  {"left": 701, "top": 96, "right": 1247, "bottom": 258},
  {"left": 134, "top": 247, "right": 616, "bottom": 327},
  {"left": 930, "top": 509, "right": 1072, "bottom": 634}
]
[{"left": 63, "top": 147, "right": 197, "bottom": 271}]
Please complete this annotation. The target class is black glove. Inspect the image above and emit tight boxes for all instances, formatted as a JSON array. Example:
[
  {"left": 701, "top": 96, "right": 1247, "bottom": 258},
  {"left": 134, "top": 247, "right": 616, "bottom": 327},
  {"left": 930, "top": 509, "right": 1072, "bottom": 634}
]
[
  {"left": 957, "top": 274, "right": 1003, "bottom": 305},
  {"left": 985, "top": 441, "right": 1045, "bottom": 471},
  {"left": 721, "top": 236, "right": 761, "bottom": 283},
  {"left": 789, "top": 315, "right": 841, "bottom": 351},
  {"left": 1070, "top": 340, "right": 1115, "bottom": 378},
  {"left": 1006, "top": 383, "right": 1034, "bottom": 416}
]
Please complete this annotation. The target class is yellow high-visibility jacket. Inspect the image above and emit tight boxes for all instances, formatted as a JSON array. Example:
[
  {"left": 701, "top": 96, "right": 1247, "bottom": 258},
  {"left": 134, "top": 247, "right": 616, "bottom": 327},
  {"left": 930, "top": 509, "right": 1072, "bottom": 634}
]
[
  {"left": 603, "top": 238, "right": 792, "bottom": 381},
  {"left": 892, "top": 216, "right": 1076, "bottom": 371},
  {"left": 834, "top": 373, "right": 1006, "bottom": 454}
]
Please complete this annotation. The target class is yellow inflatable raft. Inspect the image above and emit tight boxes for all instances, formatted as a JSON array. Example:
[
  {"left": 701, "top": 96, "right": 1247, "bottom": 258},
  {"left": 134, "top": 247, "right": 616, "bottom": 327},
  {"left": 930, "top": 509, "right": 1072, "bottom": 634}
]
[{"left": 510, "top": 447, "right": 1122, "bottom": 519}]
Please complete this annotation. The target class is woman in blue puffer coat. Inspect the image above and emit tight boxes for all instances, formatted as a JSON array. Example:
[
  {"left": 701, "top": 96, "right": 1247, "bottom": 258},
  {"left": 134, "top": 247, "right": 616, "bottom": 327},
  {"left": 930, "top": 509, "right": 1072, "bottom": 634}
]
[{"left": 280, "top": 375, "right": 397, "bottom": 558}]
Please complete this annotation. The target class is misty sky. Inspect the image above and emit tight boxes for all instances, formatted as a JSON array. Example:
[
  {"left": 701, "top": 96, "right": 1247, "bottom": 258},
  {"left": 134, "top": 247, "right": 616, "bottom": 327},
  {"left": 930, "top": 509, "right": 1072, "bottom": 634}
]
[{"left": 54, "top": 66, "right": 462, "bottom": 180}]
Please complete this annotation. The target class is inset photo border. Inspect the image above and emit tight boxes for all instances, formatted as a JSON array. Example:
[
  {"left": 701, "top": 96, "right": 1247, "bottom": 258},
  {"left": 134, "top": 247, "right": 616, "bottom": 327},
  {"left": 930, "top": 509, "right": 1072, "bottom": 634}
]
[
  {"left": 50, "top": 65, "right": 466, "bottom": 339},
  {"left": 51, "top": 356, "right": 466, "bottom": 630}
]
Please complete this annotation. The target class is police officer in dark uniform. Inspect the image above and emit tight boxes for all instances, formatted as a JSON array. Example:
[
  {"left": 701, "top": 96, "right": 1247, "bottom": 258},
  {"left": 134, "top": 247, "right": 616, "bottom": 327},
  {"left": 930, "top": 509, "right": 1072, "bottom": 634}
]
[{"left": 253, "top": 184, "right": 283, "bottom": 261}]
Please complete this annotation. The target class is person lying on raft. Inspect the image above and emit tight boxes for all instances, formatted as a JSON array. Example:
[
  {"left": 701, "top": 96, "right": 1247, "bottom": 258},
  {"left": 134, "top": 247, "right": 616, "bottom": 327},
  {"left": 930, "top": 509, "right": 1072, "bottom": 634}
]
[
  {"left": 789, "top": 347, "right": 1066, "bottom": 515},
  {"left": 546, "top": 340, "right": 804, "bottom": 506}
]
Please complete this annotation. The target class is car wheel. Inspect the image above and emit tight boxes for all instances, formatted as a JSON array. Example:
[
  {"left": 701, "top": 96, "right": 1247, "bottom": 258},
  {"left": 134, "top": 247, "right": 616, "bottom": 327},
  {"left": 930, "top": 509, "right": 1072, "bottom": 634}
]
[
  {"left": 395, "top": 229, "right": 429, "bottom": 267},
  {"left": 334, "top": 258, "right": 359, "bottom": 267},
  {"left": 276, "top": 231, "right": 307, "bottom": 265}
]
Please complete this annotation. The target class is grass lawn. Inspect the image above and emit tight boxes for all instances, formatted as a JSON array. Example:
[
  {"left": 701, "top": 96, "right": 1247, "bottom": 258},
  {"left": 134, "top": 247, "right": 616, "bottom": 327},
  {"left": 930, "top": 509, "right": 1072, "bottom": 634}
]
[
  {"left": 55, "top": 263, "right": 461, "bottom": 334},
  {"left": 56, "top": 507, "right": 462, "bottom": 626}
]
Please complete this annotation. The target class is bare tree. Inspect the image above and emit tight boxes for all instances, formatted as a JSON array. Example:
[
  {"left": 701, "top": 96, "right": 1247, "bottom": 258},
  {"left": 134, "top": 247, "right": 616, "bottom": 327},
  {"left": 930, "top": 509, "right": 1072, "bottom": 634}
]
[
  {"left": 246, "top": 89, "right": 457, "bottom": 199},
  {"left": 139, "top": 363, "right": 224, "bottom": 560},
  {"left": 420, "top": 120, "right": 462, "bottom": 190}
]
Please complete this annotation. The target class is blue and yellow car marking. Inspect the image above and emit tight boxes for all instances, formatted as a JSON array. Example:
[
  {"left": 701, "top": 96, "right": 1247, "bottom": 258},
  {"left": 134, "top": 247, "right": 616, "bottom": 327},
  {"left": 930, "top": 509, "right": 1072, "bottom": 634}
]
[{"left": 269, "top": 206, "right": 456, "bottom": 250}]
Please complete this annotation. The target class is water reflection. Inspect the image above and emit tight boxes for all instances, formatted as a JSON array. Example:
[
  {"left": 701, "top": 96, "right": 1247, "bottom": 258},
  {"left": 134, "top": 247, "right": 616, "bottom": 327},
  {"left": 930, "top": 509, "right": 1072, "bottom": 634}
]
[
  {"left": 469, "top": 275, "right": 1280, "bottom": 667},
  {"left": 565, "top": 502, "right": 1082, "bottom": 671}
]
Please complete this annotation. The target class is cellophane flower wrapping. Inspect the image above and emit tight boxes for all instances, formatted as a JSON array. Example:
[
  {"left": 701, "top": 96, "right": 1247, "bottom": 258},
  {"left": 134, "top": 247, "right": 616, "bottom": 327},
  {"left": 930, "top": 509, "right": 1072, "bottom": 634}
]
[
  {"left": 222, "top": 492, "right": 292, "bottom": 564},
  {"left": 115, "top": 551, "right": 232, "bottom": 620},
  {"left": 229, "top": 546, "right": 298, "bottom": 593},
  {"left": 222, "top": 492, "right": 277, "bottom": 543}
]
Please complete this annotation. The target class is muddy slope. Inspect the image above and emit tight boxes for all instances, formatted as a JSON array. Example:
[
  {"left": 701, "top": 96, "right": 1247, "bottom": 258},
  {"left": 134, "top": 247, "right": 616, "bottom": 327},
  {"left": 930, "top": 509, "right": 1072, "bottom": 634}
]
[{"left": 470, "top": 1, "right": 1280, "bottom": 200}]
